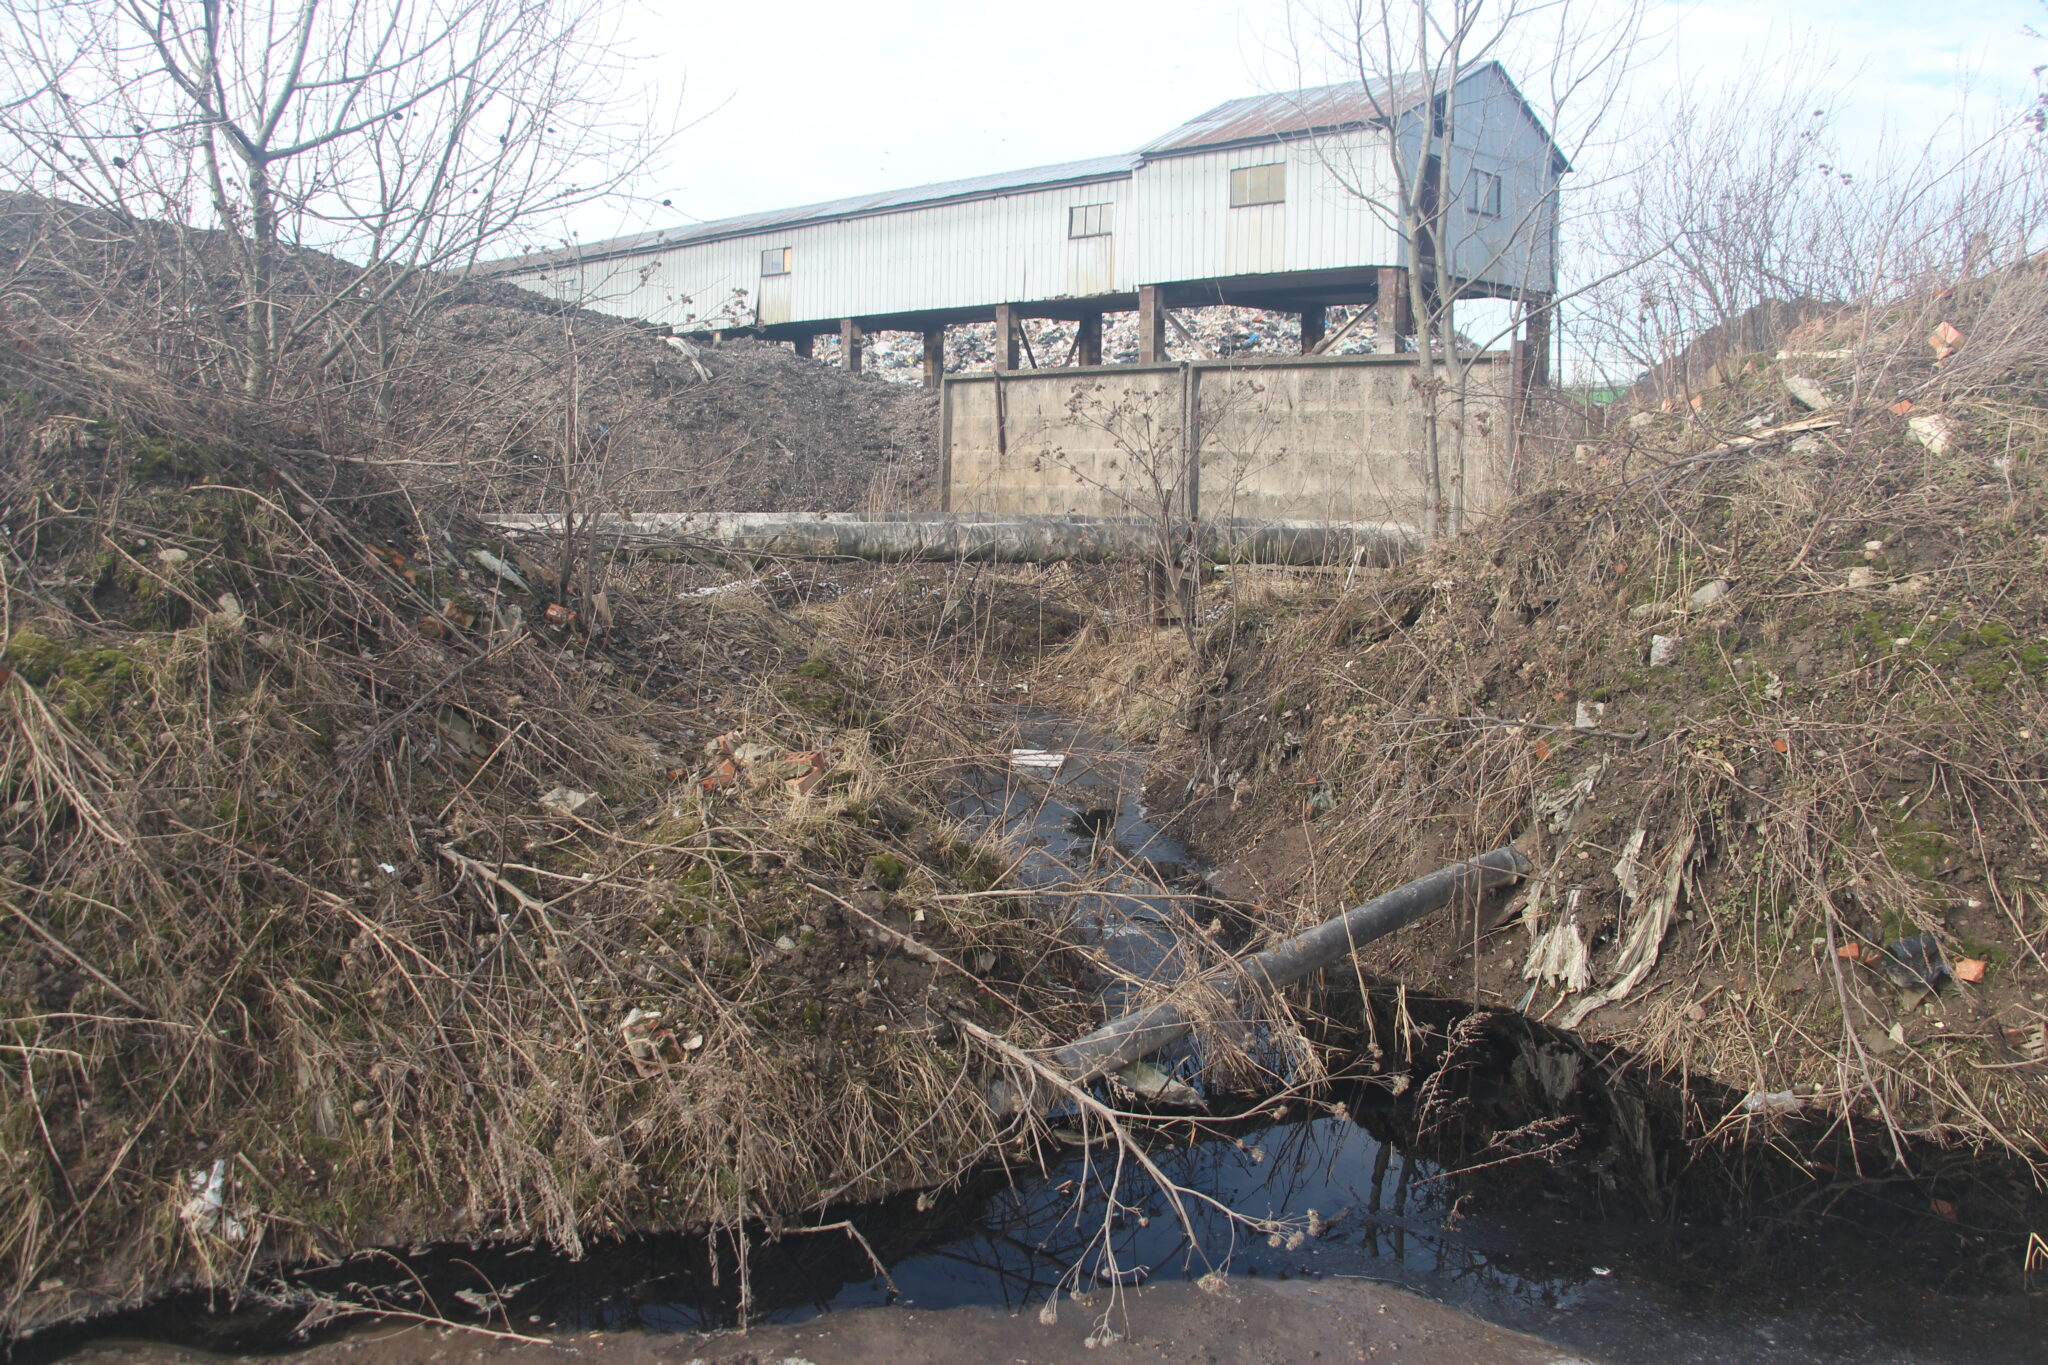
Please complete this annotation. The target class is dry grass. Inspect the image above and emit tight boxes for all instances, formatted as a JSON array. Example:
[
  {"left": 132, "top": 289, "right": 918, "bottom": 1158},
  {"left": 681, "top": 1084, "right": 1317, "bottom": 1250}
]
[
  {"left": 1038, "top": 265, "right": 2048, "bottom": 1170},
  {"left": 0, "top": 328, "right": 1085, "bottom": 1335}
]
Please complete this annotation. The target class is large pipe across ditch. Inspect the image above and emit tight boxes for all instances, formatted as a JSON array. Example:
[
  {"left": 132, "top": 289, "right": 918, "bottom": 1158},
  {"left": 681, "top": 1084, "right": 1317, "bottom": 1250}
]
[
  {"left": 1014, "top": 848, "right": 1531, "bottom": 1110},
  {"left": 478, "top": 512, "right": 1420, "bottom": 567}
]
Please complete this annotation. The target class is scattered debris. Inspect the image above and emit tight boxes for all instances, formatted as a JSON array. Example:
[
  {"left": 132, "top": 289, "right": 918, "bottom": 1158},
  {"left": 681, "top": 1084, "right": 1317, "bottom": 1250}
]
[
  {"left": 178, "top": 1159, "right": 248, "bottom": 1243},
  {"left": 1739, "top": 1088, "right": 1809, "bottom": 1117},
  {"left": 1782, "top": 374, "right": 1836, "bottom": 411},
  {"left": 1562, "top": 828, "right": 1698, "bottom": 1028},
  {"left": 1523, "top": 907, "right": 1593, "bottom": 993},
  {"left": 1880, "top": 934, "right": 1951, "bottom": 991},
  {"left": 1114, "top": 1059, "right": 1205, "bottom": 1108},
  {"left": 1954, "top": 957, "right": 1988, "bottom": 984},
  {"left": 1688, "top": 579, "right": 1731, "bottom": 610},
  {"left": 538, "top": 786, "right": 594, "bottom": 817},
  {"left": 1928, "top": 320, "right": 1964, "bottom": 359},
  {"left": 1009, "top": 748, "right": 1067, "bottom": 777},
  {"left": 1908, "top": 411, "right": 1958, "bottom": 456},
  {"left": 1648, "top": 633, "right": 1681, "bottom": 666},
  {"left": 469, "top": 548, "right": 531, "bottom": 592}
]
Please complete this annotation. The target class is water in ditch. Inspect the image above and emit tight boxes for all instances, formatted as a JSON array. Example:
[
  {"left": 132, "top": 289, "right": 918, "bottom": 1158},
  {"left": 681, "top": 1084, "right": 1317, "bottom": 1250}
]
[{"left": 23, "top": 714, "right": 2048, "bottom": 1363}]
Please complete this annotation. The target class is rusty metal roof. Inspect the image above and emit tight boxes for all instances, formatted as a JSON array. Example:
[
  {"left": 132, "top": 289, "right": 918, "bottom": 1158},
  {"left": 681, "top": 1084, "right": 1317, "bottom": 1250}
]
[{"left": 1136, "top": 75, "right": 1429, "bottom": 156}]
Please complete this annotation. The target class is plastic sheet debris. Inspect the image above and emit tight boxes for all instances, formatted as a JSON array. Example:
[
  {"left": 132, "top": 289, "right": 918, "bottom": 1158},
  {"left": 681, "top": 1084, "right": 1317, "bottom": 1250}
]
[
  {"left": 680, "top": 577, "right": 764, "bottom": 598},
  {"left": 1009, "top": 748, "right": 1066, "bottom": 777},
  {"left": 1908, "top": 412, "right": 1957, "bottom": 457},
  {"left": 1783, "top": 375, "right": 1836, "bottom": 411},
  {"left": 179, "top": 1158, "right": 248, "bottom": 1242},
  {"left": 620, "top": 1007, "right": 691, "bottom": 1076},
  {"left": 1881, "top": 933, "right": 1951, "bottom": 991},
  {"left": 469, "top": 548, "right": 530, "bottom": 592},
  {"left": 1113, "top": 1059, "right": 1203, "bottom": 1108},
  {"left": 539, "top": 786, "right": 593, "bottom": 817},
  {"left": 1688, "top": 579, "right": 1731, "bottom": 610},
  {"left": 1740, "top": 1087, "right": 1810, "bottom": 1116},
  {"left": 1523, "top": 910, "right": 1592, "bottom": 992}
]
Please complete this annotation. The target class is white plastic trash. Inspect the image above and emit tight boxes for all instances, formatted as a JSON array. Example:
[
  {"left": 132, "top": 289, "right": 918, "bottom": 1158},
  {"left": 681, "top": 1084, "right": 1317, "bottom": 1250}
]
[{"left": 1009, "top": 749, "right": 1066, "bottom": 777}]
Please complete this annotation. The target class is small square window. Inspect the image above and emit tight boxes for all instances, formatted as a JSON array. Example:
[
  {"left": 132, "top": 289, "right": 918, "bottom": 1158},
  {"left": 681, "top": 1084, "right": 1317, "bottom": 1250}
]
[
  {"left": 1069, "top": 203, "right": 1112, "bottom": 239},
  {"left": 761, "top": 246, "right": 791, "bottom": 276},
  {"left": 1229, "top": 163, "right": 1285, "bottom": 208},
  {"left": 1468, "top": 171, "right": 1502, "bottom": 217}
]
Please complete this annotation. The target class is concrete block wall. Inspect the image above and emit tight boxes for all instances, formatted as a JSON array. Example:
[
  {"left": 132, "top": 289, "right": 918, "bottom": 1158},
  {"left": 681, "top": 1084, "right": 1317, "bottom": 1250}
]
[{"left": 942, "top": 353, "right": 1515, "bottom": 531}]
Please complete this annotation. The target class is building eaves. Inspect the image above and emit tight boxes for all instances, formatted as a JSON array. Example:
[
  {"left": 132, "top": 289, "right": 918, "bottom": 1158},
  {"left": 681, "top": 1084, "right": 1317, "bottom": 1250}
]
[{"left": 483, "top": 153, "right": 1140, "bottom": 275}]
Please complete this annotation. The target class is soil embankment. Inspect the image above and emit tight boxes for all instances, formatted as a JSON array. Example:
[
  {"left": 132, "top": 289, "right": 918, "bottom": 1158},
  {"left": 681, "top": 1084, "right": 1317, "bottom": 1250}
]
[{"left": 1043, "top": 271, "right": 2048, "bottom": 1167}]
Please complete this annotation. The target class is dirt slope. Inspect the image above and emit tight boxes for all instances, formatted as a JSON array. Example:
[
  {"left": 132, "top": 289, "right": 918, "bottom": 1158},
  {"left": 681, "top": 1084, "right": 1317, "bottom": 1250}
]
[
  {"left": 1048, "top": 268, "right": 2048, "bottom": 1164},
  {"left": 0, "top": 205, "right": 1052, "bottom": 1337}
]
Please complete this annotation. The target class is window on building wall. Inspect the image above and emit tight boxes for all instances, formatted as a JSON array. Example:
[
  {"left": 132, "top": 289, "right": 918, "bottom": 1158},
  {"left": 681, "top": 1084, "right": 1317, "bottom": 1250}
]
[
  {"left": 1228, "top": 163, "right": 1286, "bottom": 208},
  {"left": 761, "top": 246, "right": 791, "bottom": 276},
  {"left": 1468, "top": 171, "right": 1503, "bottom": 218},
  {"left": 1068, "top": 203, "right": 1112, "bottom": 238}
]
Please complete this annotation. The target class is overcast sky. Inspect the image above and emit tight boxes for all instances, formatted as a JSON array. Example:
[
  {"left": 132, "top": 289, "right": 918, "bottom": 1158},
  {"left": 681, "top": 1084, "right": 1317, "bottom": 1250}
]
[{"left": 580, "top": 0, "right": 2044, "bottom": 242}]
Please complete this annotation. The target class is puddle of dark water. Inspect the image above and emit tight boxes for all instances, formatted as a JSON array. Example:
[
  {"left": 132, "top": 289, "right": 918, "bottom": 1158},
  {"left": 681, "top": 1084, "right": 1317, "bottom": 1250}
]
[{"left": 22, "top": 713, "right": 2048, "bottom": 1364}]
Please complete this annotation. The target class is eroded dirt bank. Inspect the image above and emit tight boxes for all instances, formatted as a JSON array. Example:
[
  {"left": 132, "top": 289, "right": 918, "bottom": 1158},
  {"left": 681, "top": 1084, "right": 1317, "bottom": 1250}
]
[{"left": 1037, "top": 283, "right": 2048, "bottom": 1170}]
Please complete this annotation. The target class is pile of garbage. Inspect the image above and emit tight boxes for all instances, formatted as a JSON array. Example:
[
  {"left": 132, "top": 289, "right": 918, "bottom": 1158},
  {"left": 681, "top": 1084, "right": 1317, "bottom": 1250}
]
[{"left": 813, "top": 305, "right": 1386, "bottom": 385}]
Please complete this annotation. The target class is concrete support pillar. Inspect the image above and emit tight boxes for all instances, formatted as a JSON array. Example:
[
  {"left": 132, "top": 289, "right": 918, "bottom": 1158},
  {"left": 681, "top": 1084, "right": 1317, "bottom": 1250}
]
[
  {"left": 992, "top": 304, "right": 1018, "bottom": 371},
  {"left": 1076, "top": 311, "right": 1102, "bottom": 367},
  {"left": 839, "top": 318, "right": 864, "bottom": 373},
  {"left": 922, "top": 327, "right": 946, "bottom": 389},
  {"left": 1523, "top": 297, "right": 1552, "bottom": 387},
  {"left": 1299, "top": 305, "right": 1326, "bottom": 354},
  {"left": 792, "top": 334, "right": 814, "bottom": 359},
  {"left": 1374, "top": 267, "right": 1412, "bottom": 354},
  {"left": 1137, "top": 285, "right": 1166, "bottom": 364}
]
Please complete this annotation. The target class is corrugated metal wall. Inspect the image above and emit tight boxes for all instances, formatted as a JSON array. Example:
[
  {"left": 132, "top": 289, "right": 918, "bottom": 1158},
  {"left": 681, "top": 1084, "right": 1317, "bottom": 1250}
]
[{"left": 499, "top": 67, "right": 1557, "bottom": 328}]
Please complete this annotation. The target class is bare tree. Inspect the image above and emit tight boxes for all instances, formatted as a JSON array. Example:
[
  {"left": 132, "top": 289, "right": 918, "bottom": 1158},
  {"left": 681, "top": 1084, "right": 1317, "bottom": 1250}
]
[
  {"left": 0, "top": 0, "right": 664, "bottom": 401},
  {"left": 1573, "top": 45, "right": 2048, "bottom": 404},
  {"left": 1285, "top": 0, "right": 1651, "bottom": 533}
]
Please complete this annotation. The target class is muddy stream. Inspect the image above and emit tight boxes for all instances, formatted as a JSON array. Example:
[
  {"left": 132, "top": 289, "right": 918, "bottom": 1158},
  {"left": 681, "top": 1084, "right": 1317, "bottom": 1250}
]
[{"left": 28, "top": 715, "right": 2048, "bottom": 1364}]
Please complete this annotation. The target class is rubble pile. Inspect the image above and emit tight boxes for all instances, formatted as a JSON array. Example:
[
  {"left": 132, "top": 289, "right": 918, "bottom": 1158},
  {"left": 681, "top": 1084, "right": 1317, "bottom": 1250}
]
[{"left": 810, "top": 305, "right": 1385, "bottom": 384}]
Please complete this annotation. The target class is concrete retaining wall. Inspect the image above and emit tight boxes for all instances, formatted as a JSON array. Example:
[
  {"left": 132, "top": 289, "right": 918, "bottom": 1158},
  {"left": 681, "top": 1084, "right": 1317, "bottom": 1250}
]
[{"left": 943, "top": 353, "right": 1516, "bottom": 530}]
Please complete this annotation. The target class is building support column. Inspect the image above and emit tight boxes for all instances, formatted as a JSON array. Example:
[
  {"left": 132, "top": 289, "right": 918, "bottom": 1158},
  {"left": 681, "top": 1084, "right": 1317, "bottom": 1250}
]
[
  {"left": 1522, "top": 296, "right": 1552, "bottom": 387},
  {"left": 992, "top": 304, "right": 1018, "bottom": 371},
  {"left": 839, "top": 318, "right": 864, "bottom": 373},
  {"left": 792, "top": 334, "right": 814, "bottom": 359},
  {"left": 1374, "top": 267, "right": 1412, "bottom": 353},
  {"left": 1299, "top": 304, "right": 1326, "bottom": 355},
  {"left": 1076, "top": 311, "right": 1102, "bottom": 367},
  {"left": 922, "top": 326, "right": 946, "bottom": 389},
  {"left": 1137, "top": 285, "right": 1166, "bottom": 364}
]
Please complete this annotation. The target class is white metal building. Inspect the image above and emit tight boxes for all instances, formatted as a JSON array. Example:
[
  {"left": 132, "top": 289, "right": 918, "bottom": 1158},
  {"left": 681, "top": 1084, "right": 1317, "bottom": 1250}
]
[{"left": 483, "top": 62, "right": 1563, "bottom": 380}]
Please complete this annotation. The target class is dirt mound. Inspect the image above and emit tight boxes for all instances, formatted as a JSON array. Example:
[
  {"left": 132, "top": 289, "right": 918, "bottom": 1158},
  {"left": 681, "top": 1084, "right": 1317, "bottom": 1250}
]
[
  {"left": 1048, "top": 263, "right": 2048, "bottom": 1164},
  {"left": 0, "top": 196, "right": 937, "bottom": 516},
  {"left": 0, "top": 212, "right": 1063, "bottom": 1337}
]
